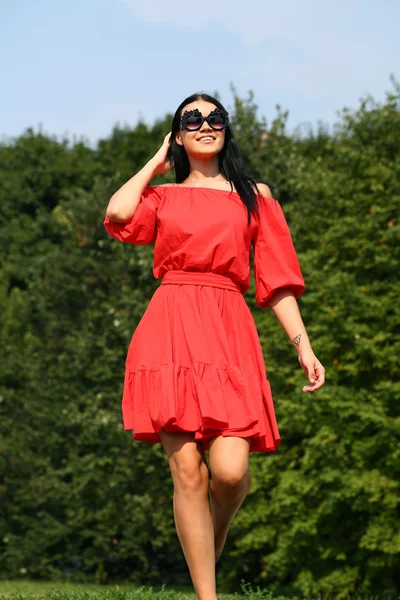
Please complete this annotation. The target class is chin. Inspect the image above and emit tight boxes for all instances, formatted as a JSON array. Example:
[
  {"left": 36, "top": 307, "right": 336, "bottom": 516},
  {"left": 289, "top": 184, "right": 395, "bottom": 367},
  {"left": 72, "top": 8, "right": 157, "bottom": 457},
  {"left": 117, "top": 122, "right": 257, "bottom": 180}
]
[{"left": 188, "top": 146, "right": 222, "bottom": 159}]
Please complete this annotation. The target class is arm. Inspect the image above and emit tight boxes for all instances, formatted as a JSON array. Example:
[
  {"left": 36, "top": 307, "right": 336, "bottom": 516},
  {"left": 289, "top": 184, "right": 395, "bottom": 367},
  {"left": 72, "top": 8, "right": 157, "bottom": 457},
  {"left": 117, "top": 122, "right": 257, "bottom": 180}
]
[
  {"left": 254, "top": 184, "right": 326, "bottom": 392},
  {"left": 269, "top": 289, "right": 312, "bottom": 353},
  {"left": 269, "top": 290, "right": 325, "bottom": 392},
  {"left": 106, "top": 133, "right": 172, "bottom": 222}
]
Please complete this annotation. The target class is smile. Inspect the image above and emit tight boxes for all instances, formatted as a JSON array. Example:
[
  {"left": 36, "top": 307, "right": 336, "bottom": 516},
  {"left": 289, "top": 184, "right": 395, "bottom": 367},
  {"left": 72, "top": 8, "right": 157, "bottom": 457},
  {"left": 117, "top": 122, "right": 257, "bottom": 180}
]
[{"left": 197, "top": 136, "right": 216, "bottom": 143}]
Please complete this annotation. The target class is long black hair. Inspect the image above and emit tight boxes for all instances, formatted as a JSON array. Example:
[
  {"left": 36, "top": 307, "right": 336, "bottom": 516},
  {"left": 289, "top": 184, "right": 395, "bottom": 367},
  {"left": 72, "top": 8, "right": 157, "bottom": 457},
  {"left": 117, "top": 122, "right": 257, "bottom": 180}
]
[{"left": 167, "top": 92, "right": 273, "bottom": 227}]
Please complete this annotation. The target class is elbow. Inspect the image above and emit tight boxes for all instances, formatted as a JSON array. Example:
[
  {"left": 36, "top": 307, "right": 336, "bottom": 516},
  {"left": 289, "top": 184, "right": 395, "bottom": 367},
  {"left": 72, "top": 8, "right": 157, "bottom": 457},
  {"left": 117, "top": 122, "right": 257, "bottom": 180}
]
[
  {"left": 105, "top": 210, "right": 133, "bottom": 223},
  {"left": 105, "top": 193, "right": 134, "bottom": 222},
  {"left": 266, "top": 284, "right": 306, "bottom": 308},
  {"left": 105, "top": 200, "right": 134, "bottom": 223}
]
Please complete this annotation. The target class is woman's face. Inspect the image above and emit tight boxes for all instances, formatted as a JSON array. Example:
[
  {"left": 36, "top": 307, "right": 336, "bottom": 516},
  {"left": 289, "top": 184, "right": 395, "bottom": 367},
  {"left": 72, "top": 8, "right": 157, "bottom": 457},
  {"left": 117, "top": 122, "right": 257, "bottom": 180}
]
[{"left": 175, "top": 100, "right": 226, "bottom": 159}]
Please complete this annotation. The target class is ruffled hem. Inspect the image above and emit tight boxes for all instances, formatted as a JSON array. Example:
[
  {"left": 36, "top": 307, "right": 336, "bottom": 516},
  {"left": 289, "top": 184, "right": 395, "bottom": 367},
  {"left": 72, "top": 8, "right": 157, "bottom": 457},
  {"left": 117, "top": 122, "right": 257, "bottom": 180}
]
[{"left": 122, "top": 360, "right": 280, "bottom": 453}]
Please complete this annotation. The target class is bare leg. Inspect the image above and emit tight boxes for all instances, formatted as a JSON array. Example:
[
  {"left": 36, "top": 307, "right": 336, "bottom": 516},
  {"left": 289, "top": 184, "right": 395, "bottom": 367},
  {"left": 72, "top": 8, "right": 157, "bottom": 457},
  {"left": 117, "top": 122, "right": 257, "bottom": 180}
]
[
  {"left": 159, "top": 429, "right": 217, "bottom": 600},
  {"left": 208, "top": 436, "right": 252, "bottom": 562}
]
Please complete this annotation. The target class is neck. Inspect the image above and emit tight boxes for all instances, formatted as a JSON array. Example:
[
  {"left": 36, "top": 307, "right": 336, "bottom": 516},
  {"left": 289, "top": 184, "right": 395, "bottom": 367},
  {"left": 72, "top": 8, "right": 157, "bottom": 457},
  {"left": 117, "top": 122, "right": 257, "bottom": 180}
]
[{"left": 186, "top": 156, "right": 223, "bottom": 182}]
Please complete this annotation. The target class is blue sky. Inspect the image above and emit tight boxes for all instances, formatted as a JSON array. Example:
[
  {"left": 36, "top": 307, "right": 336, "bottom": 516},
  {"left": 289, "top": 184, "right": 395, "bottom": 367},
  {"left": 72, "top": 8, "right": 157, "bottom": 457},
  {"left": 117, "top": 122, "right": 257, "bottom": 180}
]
[{"left": 1, "top": 0, "right": 399, "bottom": 146}]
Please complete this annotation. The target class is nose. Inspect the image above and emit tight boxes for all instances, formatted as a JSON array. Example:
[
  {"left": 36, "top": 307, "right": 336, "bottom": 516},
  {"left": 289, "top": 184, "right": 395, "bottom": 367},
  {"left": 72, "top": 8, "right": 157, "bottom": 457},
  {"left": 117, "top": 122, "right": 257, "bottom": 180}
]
[{"left": 199, "top": 120, "right": 212, "bottom": 133}]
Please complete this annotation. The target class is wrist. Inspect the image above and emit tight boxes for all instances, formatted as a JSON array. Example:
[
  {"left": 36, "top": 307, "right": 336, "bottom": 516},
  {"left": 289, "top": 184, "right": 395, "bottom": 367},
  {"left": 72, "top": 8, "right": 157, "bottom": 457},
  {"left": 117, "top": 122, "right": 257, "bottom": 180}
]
[
  {"left": 291, "top": 334, "right": 313, "bottom": 355},
  {"left": 296, "top": 345, "right": 314, "bottom": 357}
]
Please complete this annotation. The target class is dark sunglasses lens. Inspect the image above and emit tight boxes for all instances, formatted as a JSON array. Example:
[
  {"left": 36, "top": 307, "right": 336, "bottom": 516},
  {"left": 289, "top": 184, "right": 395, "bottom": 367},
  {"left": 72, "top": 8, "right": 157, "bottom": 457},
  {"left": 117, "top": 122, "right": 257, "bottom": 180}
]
[
  {"left": 186, "top": 116, "right": 203, "bottom": 130},
  {"left": 209, "top": 114, "right": 225, "bottom": 129}
]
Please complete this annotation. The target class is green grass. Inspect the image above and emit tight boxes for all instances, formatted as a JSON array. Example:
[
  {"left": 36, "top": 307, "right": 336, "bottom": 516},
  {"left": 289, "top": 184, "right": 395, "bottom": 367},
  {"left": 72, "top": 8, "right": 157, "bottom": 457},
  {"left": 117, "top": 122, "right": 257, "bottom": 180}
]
[
  {"left": 0, "top": 580, "right": 289, "bottom": 600},
  {"left": 0, "top": 581, "right": 135, "bottom": 598}
]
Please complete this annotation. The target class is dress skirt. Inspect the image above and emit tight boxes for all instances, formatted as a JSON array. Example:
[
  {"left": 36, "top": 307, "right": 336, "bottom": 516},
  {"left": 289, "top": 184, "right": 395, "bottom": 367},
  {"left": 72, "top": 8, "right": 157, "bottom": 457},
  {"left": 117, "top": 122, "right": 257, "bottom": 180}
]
[{"left": 122, "top": 270, "right": 281, "bottom": 453}]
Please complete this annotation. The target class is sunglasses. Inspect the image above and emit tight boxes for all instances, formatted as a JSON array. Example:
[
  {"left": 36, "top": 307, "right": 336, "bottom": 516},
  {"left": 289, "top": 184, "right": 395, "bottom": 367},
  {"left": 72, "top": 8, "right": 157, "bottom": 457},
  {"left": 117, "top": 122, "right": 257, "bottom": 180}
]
[{"left": 179, "top": 108, "right": 230, "bottom": 131}]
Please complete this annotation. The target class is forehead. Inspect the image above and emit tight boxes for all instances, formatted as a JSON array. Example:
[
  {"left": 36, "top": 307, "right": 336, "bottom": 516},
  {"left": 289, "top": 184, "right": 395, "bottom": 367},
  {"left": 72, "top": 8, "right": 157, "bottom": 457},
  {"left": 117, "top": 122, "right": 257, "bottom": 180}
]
[{"left": 181, "top": 100, "right": 217, "bottom": 117}]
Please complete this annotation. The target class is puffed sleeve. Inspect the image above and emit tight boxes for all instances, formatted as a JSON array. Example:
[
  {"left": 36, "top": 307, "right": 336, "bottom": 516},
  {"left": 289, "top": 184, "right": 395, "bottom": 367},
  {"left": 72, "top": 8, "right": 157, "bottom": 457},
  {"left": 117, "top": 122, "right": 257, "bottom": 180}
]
[
  {"left": 103, "top": 186, "right": 161, "bottom": 245},
  {"left": 253, "top": 195, "right": 306, "bottom": 308}
]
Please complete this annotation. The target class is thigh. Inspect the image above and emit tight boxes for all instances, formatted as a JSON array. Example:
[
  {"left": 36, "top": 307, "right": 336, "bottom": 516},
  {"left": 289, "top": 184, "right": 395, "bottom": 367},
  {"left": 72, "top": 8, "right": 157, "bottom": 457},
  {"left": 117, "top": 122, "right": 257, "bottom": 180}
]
[
  {"left": 208, "top": 436, "right": 251, "bottom": 482},
  {"left": 159, "top": 429, "right": 209, "bottom": 482}
]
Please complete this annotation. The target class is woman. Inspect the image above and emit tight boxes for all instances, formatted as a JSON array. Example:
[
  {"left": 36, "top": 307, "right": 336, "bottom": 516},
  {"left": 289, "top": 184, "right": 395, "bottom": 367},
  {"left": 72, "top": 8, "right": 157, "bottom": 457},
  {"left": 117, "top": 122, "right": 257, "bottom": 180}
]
[{"left": 104, "top": 92, "right": 325, "bottom": 600}]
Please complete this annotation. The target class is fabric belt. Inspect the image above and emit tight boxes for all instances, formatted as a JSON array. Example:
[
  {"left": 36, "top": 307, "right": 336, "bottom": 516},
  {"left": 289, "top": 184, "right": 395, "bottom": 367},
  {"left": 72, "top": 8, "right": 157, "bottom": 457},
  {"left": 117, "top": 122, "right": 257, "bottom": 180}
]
[{"left": 161, "top": 270, "right": 242, "bottom": 293}]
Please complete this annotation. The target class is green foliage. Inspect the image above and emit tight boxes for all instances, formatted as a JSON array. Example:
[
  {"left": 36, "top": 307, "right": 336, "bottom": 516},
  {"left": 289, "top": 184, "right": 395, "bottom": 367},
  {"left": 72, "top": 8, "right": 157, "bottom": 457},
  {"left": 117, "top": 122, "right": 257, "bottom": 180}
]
[
  {"left": 233, "top": 76, "right": 400, "bottom": 598},
  {"left": 1, "top": 78, "right": 399, "bottom": 598}
]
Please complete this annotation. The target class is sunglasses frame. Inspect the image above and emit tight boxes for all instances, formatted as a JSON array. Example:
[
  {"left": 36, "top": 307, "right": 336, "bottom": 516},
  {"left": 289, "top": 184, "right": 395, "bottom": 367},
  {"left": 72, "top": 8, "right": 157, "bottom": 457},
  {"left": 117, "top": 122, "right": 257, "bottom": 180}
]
[{"left": 179, "top": 107, "right": 230, "bottom": 131}]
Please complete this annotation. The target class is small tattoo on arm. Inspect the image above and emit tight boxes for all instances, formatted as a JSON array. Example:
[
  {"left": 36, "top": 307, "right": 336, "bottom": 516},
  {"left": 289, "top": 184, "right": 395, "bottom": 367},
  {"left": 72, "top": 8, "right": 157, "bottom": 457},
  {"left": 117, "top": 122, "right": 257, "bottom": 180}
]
[{"left": 292, "top": 334, "right": 302, "bottom": 347}]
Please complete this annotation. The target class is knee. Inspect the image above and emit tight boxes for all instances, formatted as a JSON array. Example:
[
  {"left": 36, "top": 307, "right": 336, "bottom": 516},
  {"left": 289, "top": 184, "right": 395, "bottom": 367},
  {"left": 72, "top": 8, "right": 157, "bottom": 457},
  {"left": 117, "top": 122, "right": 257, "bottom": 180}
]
[
  {"left": 212, "top": 467, "right": 252, "bottom": 491},
  {"left": 170, "top": 456, "right": 209, "bottom": 497}
]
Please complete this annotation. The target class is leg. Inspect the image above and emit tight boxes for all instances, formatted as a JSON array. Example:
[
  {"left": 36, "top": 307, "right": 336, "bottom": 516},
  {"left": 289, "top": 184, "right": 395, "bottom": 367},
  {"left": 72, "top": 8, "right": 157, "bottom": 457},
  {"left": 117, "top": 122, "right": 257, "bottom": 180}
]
[
  {"left": 159, "top": 429, "right": 217, "bottom": 600},
  {"left": 208, "top": 435, "right": 252, "bottom": 563}
]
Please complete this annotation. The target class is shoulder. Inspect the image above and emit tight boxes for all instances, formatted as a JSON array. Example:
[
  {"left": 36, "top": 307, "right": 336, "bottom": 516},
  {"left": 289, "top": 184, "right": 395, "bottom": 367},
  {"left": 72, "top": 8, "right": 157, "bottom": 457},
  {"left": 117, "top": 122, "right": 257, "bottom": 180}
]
[
  {"left": 254, "top": 182, "right": 273, "bottom": 199},
  {"left": 144, "top": 183, "right": 176, "bottom": 198},
  {"left": 252, "top": 182, "right": 286, "bottom": 224},
  {"left": 153, "top": 183, "right": 176, "bottom": 188}
]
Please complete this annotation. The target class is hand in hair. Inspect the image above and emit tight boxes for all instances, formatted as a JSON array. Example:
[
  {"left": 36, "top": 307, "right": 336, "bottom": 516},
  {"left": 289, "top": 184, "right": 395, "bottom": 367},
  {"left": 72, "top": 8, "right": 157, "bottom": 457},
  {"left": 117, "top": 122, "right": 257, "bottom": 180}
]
[{"left": 151, "top": 133, "right": 175, "bottom": 175}]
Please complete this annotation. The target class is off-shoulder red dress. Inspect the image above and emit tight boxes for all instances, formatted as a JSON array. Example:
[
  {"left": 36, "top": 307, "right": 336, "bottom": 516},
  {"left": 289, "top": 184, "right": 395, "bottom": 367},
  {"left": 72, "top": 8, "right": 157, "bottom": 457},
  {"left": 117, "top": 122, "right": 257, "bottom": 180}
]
[{"left": 103, "top": 185, "right": 305, "bottom": 453}]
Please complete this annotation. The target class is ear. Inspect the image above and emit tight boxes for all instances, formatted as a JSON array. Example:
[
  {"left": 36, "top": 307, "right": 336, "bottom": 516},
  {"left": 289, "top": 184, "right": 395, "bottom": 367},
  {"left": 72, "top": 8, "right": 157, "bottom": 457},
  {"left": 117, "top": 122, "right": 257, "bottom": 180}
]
[{"left": 175, "top": 131, "right": 184, "bottom": 146}]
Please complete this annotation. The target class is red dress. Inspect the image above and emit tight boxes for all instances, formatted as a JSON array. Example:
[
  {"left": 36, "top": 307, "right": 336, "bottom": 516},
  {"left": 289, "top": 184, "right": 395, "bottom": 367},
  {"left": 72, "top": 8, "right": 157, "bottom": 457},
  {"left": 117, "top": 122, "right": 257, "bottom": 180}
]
[{"left": 103, "top": 185, "right": 305, "bottom": 453}]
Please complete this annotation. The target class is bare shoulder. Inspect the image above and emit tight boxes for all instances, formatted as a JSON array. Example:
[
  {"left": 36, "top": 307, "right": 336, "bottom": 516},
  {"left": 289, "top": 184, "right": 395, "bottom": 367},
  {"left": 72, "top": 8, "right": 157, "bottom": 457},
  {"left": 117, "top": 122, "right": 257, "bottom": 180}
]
[
  {"left": 254, "top": 182, "right": 273, "bottom": 199},
  {"left": 154, "top": 183, "right": 176, "bottom": 188}
]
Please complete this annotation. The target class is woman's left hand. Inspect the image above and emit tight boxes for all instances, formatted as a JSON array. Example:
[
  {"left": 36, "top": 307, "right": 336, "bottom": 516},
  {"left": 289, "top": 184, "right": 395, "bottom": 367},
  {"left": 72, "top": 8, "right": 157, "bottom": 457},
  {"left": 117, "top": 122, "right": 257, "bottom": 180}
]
[{"left": 298, "top": 350, "right": 326, "bottom": 392}]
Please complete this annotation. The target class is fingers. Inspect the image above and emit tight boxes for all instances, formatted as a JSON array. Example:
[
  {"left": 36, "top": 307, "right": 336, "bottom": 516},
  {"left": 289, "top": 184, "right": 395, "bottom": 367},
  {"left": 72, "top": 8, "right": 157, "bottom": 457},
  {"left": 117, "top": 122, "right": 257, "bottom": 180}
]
[
  {"left": 302, "top": 361, "right": 325, "bottom": 392},
  {"left": 302, "top": 380, "right": 323, "bottom": 392},
  {"left": 302, "top": 377, "right": 324, "bottom": 392}
]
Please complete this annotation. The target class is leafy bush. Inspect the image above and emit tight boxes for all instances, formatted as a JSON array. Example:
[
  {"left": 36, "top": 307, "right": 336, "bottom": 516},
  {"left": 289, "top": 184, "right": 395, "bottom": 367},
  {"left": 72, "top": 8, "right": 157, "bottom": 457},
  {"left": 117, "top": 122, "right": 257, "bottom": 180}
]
[{"left": 1, "top": 77, "right": 399, "bottom": 597}]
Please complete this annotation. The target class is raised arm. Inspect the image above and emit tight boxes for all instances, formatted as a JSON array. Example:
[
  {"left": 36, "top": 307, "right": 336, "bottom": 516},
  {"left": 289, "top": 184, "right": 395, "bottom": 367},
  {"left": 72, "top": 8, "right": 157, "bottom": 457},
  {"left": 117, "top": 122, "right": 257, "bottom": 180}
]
[{"left": 106, "top": 132, "right": 172, "bottom": 222}]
